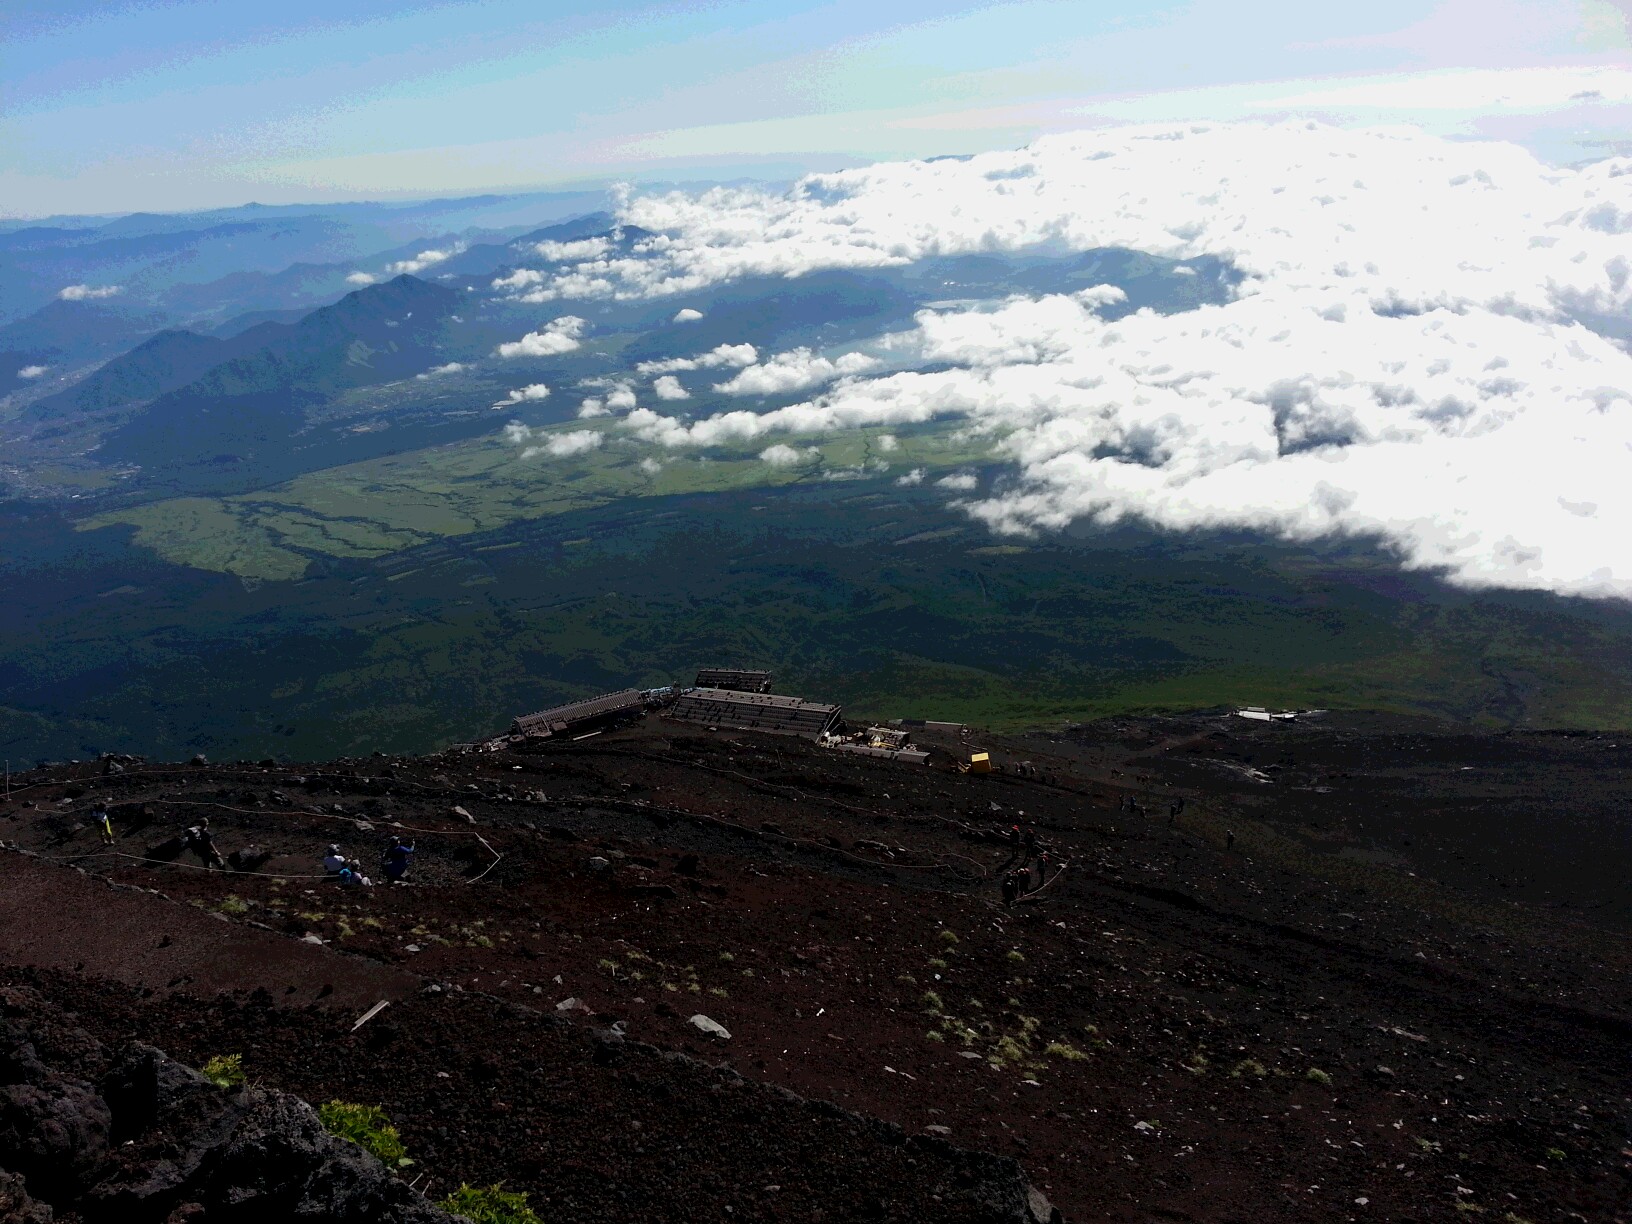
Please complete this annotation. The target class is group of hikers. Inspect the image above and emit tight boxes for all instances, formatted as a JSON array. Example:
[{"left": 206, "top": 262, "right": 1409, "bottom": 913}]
[
  {"left": 86, "top": 805, "right": 420, "bottom": 884},
  {"left": 322, "top": 836, "right": 415, "bottom": 887},
  {"left": 998, "top": 823, "right": 1055, "bottom": 907}
]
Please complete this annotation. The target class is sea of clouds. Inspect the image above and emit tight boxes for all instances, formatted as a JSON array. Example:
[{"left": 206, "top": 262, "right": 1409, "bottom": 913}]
[{"left": 495, "top": 120, "right": 1631, "bottom": 598}]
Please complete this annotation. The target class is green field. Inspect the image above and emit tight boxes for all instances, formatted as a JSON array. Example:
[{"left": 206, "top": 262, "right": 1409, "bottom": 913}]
[
  {"left": 8, "top": 472, "right": 1632, "bottom": 764},
  {"left": 85, "top": 422, "right": 991, "bottom": 580}
]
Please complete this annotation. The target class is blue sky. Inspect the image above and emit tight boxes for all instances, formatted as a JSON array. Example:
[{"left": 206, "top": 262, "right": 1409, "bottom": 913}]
[{"left": 3, "top": 0, "right": 1628, "bottom": 215}]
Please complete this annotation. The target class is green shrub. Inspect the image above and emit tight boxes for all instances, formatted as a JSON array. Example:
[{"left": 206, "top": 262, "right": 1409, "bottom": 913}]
[
  {"left": 1044, "top": 1041, "right": 1087, "bottom": 1061},
  {"left": 1305, "top": 1067, "right": 1333, "bottom": 1086},
  {"left": 317, "top": 1101, "right": 411, "bottom": 1167},
  {"left": 217, "top": 895, "right": 249, "bottom": 915},
  {"left": 440, "top": 1184, "right": 542, "bottom": 1224},
  {"left": 200, "top": 1053, "right": 244, "bottom": 1089},
  {"left": 937, "top": 929, "right": 959, "bottom": 945}
]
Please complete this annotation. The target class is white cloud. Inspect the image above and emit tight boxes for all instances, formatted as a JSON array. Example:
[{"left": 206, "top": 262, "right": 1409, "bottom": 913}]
[
  {"left": 533, "top": 236, "right": 611, "bottom": 261},
  {"left": 505, "top": 422, "right": 606, "bottom": 459},
  {"left": 937, "top": 472, "right": 979, "bottom": 491},
  {"left": 494, "top": 383, "right": 551, "bottom": 407},
  {"left": 896, "top": 468, "right": 926, "bottom": 486},
  {"left": 16, "top": 365, "right": 47, "bottom": 379},
  {"left": 346, "top": 272, "right": 378, "bottom": 286},
  {"left": 387, "top": 245, "right": 462, "bottom": 275},
  {"left": 877, "top": 433, "right": 898, "bottom": 451},
  {"left": 714, "top": 348, "right": 878, "bottom": 395},
  {"left": 760, "top": 443, "right": 816, "bottom": 466},
  {"left": 606, "top": 384, "right": 637, "bottom": 410},
  {"left": 673, "top": 307, "right": 704, "bottom": 322},
  {"left": 593, "top": 122, "right": 1632, "bottom": 598},
  {"left": 57, "top": 284, "right": 120, "bottom": 301},
  {"left": 578, "top": 397, "right": 609, "bottom": 418},
  {"left": 501, "top": 118, "right": 1632, "bottom": 336},
  {"left": 492, "top": 268, "right": 545, "bottom": 291},
  {"left": 652, "top": 374, "right": 689, "bottom": 400},
  {"left": 415, "top": 361, "right": 467, "bottom": 379},
  {"left": 495, "top": 316, "right": 586, "bottom": 358},
  {"left": 532, "top": 430, "right": 604, "bottom": 458},
  {"left": 639, "top": 456, "right": 664, "bottom": 475},
  {"left": 636, "top": 342, "right": 758, "bottom": 374}
]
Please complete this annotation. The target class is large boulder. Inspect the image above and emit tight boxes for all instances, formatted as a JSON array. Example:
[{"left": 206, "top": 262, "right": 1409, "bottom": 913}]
[
  {"left": 0, "top": 1080, "right": 110, "bottom": 1201},
  {"left": 0, "top": 993, "right": 461, "bottom": 1224},
  {"left": 205, "top": 1093, "right": 451, "bottom": 1223}
]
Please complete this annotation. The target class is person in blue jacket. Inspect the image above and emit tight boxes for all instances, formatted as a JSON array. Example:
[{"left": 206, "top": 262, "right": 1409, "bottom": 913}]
[{"left": 381, "top": 836, "right": 415, "bottom": 883}]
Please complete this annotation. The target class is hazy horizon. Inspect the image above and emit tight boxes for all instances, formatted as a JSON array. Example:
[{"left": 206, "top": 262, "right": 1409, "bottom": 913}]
[{"left": 5, "top": 0, "right": 1630, "bottom": 217}]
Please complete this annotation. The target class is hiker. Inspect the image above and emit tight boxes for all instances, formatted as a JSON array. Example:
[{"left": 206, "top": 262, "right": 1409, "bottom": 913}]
[
  {"left": 94, "top": 805, "right": 115, "bottom": 845},
  {"left": 322, "top": 844, "right": 348, "bottom": 875},
  {"left": 184, "top": 820, "right": 224, "bottom": 869},
  {"left": 381, "top": 836, "right": 415, "bottom": 883},
  {"left": 1001, "top": 869, "right": 1024, "bottom": 908},
  {"left": 1226, "top": 829, "right": 1236, "bottom": 850},
  {"left": 336, "top": 859, "right": 372, "bottom": 887}
]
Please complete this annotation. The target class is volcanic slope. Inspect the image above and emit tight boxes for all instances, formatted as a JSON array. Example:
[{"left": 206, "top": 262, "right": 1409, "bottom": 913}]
[{"left": 1, "top": 712, "right": 1627, "bottom": 1223}]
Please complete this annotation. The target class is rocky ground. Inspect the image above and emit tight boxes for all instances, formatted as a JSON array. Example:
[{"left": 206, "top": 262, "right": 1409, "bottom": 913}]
[
  {"left": 1, "top": 709, "right": 1628, "bottom": 1223},
  {"left": 0, "top": 982, "right": 457, "bottom": 1223}
]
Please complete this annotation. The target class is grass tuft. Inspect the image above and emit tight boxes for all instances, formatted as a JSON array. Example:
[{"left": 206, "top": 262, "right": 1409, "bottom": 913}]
[
  {"left": 200, "top": 1053, "right": 244, "bottom": 1088},
  {"left": 439, "top": 1183, "right": 542, "bottom": 1224},
  {"left": 318, "top": 1100, "right": 412, "bottom": 1167}
]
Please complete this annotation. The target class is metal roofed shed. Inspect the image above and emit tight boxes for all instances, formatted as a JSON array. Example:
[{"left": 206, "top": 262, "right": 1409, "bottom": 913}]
[
  {"left": 693, "top": 668, "right": 773, "bottom": 694},
  {"left": 668, "top": 688, "right": 841, "bottom": 739},
  {"left": 512, "top": 689, "right": 646, "bottom": 738}
]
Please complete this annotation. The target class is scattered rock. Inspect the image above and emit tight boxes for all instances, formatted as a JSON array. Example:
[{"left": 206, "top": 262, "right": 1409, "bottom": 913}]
[{"left": 688, "top": 1014, "right": 731, "bottom": 1040}]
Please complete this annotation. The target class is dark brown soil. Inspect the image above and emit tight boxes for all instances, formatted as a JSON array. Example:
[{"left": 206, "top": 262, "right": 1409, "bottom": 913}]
[{"left": 2, "top": 708, "right": 1629, "bottom": 1223}]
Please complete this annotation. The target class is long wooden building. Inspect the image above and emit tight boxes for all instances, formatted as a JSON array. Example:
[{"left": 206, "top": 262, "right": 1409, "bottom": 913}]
[
  {"left": 667, "top": 688, "right": 840, "bottom": 739},
  {"left": 693, "top": 668, "right": 773, "bottom": 693},
  {"left": 512, "top": 689, "right": 645, "bottom": 738}
]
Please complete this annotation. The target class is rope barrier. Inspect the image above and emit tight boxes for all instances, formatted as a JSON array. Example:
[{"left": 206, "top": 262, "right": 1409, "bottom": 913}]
[
  {"left": 2, "top": 845, "right": 337, "bottom": 880},
  {"left": 4, "top": 796, "right": 502, "bottom": 885}
]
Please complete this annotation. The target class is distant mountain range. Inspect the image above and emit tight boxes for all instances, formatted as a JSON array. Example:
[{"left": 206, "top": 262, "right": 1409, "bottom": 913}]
[
  {"left": 0, "top": 209, "right": 630, "bottom": 398},
  {"left": 28, "top": 274, "right": 459, "bottom": 426},
  {"left": 92, "top": 275, "right": 462, "bottom": 479},
  {"left": 0, "top": 191, "right": 611, "bottom": 327}
]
